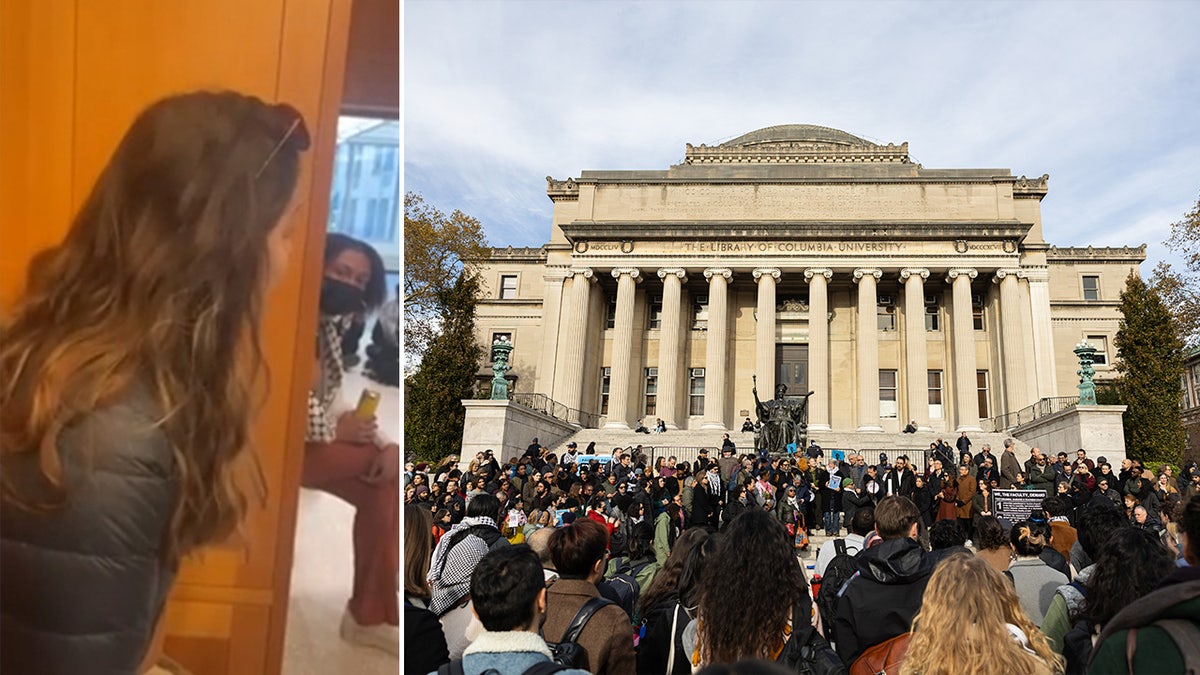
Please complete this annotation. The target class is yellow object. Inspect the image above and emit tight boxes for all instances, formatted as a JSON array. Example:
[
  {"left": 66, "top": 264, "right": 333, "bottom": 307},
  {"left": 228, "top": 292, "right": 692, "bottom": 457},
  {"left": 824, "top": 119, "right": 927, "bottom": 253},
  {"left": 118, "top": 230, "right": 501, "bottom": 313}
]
[{"left": 355, "top": 388, "right": 381, "bottom": 419}]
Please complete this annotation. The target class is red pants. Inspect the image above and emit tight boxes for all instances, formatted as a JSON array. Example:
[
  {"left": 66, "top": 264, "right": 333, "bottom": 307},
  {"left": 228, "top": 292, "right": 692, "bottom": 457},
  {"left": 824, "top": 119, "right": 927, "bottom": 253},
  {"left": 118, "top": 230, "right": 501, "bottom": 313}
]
[{"left": 302, "top": 441, "right": 400, "bottom": 626}]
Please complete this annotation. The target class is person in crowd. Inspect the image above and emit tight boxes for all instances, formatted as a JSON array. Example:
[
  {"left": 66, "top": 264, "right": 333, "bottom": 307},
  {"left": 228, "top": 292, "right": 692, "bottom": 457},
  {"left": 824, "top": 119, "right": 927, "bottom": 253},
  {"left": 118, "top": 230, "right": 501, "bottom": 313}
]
[
  {"left": 0, "top": 92, "right": 311, "bottom": 674},
  {"left": 973, "top": 478, "right": 995, "bottom": 532},
  {"left": 973, "top": 443, "right": 995, "bottom": 469},
  {"left": 655, "top": 418, "right": 668, "bottom": 434},
  {"left": 406, "top": 505, "right": 450, "bottom": 672},
  {"left": 441, "top": 545, "right": 589, "bottom": 675},
  {"left": 1131, "top": 504, "right": 1163, "bottom": 534},
  {"left": 842, "top": 476, "right": 873, "bottom": 533},
  {"left": 774, "top": 483, "right": 805, "bottom": 538},
  {"left": 912, "top": 475, "right": 935, "bottom": 528},
  {"left": 691, "top": 510, "right": 820, "bottom": 670},
  {"left": 956, "top": 431, "right": 972, "bottom": 456},
  {"left": 525, "top": 527, "right": 559, "bottom": 584},
  {"left": 636, "top": 528, "right": 712, "bottom": 675},
  {"left": 1088, "top": 495, "right": 1200, "bottom": 674},
  {"left": 694, "top": 463, "right": 724, "bottom": 528},
  {"left": 820, "top": 460, "right": 845, "bottom": 535},
  {"left": 1070, "top": 449, "right": 1095, "bottom": 474},
  {"left": 934, "top": 473, "right": 959, "bottom": 524},
  {"left": 1014, "top": 471, "right": 1032, "bottom": 490},
  {"left": 815, "top": 507, "right": 874, "bottom": 577},
  {"left": 1123, "top": 465, "right": 1153, "bottom": 504},
  {"left": 974, "top": 515, "right": 1013, "bottom": 574},
  {"left": 955, "top": 464, "right": 977, "bottom": 540},
  {"left": 833, "top": 496, "right": 934, "bottom": 664},
  {"left": 1043, "top": 497, "right": 1077, "bottom": 565},
  {"left": 926, "top": 520, "right": 971, "bottom": 566},
  {"left": 1062, "top": 526, "right": 1175, "bottom": 673},
  {"left": 1008, "top": 520, "right": 1068, "bottom": 625},
  {"left": 363, "top": 285, "right": 399, "bottom": 386},
  {"left": 1092, "top": 477, "right": 1121, "bottom": 508},
  {"left": 901, "top": 552, "right": 1064, "bottom": 675},
  {"left": 977, "top": 456, "right": 999, "bottom": 485},
  {"left": 1041, "top": 498, "right": 1130, "bottom": 654},
  {"left": 302, "top": 232, "right": 399, "bottom": 650},
  {"left": 1000, "top": 439, "right": 1022, "bottom": 489},
  {"left": 1028, "top": 453, "right": 1056, "bottom": 493},
  {"left": 543, "top": 518, "right": 636, "bottom": 674}
]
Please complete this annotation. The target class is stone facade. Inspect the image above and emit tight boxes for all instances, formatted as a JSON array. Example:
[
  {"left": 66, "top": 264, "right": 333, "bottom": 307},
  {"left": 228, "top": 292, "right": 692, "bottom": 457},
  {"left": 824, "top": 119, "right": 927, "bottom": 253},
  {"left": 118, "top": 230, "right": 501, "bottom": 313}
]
[
  {"left": 471, "top": 125, "right": 1145, "bottom": 433},
  {"left": 1184, "top": 347, "right": 1200, "bottom": 465}
]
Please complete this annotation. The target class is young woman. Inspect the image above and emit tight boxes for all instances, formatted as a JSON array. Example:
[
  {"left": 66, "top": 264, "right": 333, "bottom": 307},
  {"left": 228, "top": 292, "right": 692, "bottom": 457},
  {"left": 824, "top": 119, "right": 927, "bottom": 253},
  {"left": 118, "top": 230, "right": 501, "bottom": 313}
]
[
  {"left": 901, "top": 552, "right": 1063, "bottom": 675},
  {"left": 301, "top": 233, "right": 398, "bottom": 653},
  {"left": 0, "top": 92, "right": 309, "bottom": 673},
  {"left": 404, "top": 504, "right": 449, "bottom": 673}
]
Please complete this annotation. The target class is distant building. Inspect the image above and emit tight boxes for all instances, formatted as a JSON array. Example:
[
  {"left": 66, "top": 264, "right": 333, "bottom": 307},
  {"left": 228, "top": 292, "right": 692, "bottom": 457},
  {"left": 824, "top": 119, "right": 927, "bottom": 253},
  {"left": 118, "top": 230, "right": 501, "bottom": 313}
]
[
  {"left": 470, "top": 125, "right": 1143, "bottom": 433},
  {"left": 328, "top": 120, "right": 399, "bottom": 272},
  {"left": 1184, "top": 346, "right": 1200, "bottom": 465}
]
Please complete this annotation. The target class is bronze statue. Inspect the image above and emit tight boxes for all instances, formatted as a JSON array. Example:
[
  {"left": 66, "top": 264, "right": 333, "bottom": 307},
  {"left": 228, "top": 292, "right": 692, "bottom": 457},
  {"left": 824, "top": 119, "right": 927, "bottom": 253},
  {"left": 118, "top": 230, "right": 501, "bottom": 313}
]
[{"left": 752, "top": 375, "right": 814, "bottom": 456}]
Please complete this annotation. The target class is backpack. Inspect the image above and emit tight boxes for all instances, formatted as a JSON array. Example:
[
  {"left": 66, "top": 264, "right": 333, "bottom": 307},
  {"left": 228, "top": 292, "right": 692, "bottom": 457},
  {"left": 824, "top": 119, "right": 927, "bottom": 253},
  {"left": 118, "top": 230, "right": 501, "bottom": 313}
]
[
  {"left": 1087, "top": 579, "right": 1200, "bottom": 674},
  {"left": 545, "top": 596, "right": 617, "bottom": 668},
  {"left": 815, "top": 539, "right": 857, "bottom": 634},
  {"left": 848, "top": 631, "right": 912, "bottom": 675},
  {"left": 776, "top": 603, "right": 847, "bottom": 675},
  {"left": 599, "top": 559, "right": 653, "bottom": 618}
]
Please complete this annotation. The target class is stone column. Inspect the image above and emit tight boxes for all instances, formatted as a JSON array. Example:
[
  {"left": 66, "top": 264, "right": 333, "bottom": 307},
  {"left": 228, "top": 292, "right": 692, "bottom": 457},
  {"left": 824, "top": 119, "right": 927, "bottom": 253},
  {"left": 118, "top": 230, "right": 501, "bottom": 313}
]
[
  {"left": 900, "top": 268, "right": 932, "bottom": 431},
  {"left": 604, "top": 268, "right": 641, "bottom": 429},
  {"left": 804, "top": 268, "right": 832, "bottom": 431},
  {"left": 1026, "top": 268, "right": 1059, "bottom": 398},
  {"left": 554, "top": 267, "right": 594, "bottom": 419},
  {"left": 947, "top": 268, "right": 982, "bottom": 431},
  {"left": 535, "top": 271, "right": 567, "bottom": 397},
  {"left": 753, "top": 268, "right": 781, "bottom": 397},
  {"left": 854, "top": 268, "right": 884, "bottom": 432},
  {"left": 656, "top": 268, "right": 687, "bottom": 429},
  {"left": 994, "top": 269, "right": 1030, "bottom": 415},
  {"left": 701, "top": 267, "right": 732, "bottom": 430}
]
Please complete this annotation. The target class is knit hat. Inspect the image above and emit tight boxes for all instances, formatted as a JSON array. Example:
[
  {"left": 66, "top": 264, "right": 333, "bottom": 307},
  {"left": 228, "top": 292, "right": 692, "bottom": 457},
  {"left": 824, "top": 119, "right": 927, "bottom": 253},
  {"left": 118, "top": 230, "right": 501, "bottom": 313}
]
[
  {"left": 842, "top": 478, "right": 855, "bottom": 488},
  {"left": 879, "top": 453, "right": 888, "bottom": 461}
]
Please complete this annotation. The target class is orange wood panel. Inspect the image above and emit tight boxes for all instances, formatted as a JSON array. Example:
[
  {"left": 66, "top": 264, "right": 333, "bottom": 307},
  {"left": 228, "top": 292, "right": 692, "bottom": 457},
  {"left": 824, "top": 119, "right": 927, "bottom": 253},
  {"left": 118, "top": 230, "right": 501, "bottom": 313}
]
[{"left": 0, "top": 0, "right": 358, "bottom": 672}]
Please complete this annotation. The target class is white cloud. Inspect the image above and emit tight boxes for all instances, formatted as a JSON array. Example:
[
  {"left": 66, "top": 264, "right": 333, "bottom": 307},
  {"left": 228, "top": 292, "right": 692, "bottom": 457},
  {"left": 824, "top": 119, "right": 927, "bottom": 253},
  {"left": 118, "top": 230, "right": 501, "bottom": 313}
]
[{"left": 404, "top": 0, "right": 1200, "bottom": 255}]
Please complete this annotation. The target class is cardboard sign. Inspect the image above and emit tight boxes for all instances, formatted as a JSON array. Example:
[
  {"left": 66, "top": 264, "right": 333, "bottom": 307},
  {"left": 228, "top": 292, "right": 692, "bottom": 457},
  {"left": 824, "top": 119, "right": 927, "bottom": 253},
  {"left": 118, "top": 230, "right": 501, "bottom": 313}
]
[{"left": 993, "top": 489, "right": 1048, "bottom": 521}]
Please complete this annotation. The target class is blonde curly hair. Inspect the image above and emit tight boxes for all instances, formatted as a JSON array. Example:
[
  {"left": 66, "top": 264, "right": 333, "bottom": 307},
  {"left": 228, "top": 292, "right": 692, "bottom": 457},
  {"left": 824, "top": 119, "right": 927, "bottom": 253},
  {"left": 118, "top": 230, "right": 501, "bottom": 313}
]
[{"left": 900, "top": 551, "right": 1064, "bottom": 675}]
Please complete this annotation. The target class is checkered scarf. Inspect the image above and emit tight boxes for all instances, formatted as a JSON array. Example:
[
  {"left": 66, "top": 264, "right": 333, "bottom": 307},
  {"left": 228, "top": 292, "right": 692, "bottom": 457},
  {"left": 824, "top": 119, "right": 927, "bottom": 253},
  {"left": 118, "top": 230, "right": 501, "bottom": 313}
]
[
  {"left": 306, "top": 315, "right": 352, "bottom": 443},
  {"left": 427, "top": 516, "right": 497, "bottom": 615}
]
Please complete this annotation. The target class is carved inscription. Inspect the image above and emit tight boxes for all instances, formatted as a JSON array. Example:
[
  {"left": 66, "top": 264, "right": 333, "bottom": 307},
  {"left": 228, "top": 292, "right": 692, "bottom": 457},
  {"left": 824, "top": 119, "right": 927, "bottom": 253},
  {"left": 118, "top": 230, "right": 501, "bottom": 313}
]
[{"left": 681, "top": 241, "right": 906, "bottom": 253}]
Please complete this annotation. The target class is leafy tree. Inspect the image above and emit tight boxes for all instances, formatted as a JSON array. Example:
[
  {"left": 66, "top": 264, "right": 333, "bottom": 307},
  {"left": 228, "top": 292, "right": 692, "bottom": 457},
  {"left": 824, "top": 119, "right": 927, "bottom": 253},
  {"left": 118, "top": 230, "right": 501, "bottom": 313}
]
[
  {"left": 1113, "top": 272, "right": 1186, "bottom": 466},
  {"left": 404, "top": 273, "right": 485, "bottom": 463},
  {"left": 404, "top": 192, "right": 489, "bottom": 364},
  {"left": 1151, "top": 194, "right": 1200, "bottom": 349}
]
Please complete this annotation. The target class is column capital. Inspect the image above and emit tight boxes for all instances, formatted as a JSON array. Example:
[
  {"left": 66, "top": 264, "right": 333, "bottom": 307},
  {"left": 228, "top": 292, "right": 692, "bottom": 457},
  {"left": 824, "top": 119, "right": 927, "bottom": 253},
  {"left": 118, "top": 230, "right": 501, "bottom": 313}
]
[
  {"left": 803, "top": 267, "right": 833, "bottom": 282},
  {"left": 992, "top": 268, "right": 1026, "bottom": 283},
  {"left": 852, "top": 267, "right": 883, "bottom": 282},
  {"left": 945, "top": 267, "right": 978, "bottom": 283},
  {"left": 657, "top": 267, "right": 687, "bottom": 281},
  {"left": 752, "top": 267, "right": 781, "bottom": 281},
  {"left": 899, "top": 267, "right": 930, "bottom": 281},
  {"left": 566, "top": 267, "right": 595, "bottom": 281},
  {"left": 610, "top": 267, "right": 642, "bottom": 282},
  {"left": 703, "top": 267, "right": 733, "bottom": 281}
]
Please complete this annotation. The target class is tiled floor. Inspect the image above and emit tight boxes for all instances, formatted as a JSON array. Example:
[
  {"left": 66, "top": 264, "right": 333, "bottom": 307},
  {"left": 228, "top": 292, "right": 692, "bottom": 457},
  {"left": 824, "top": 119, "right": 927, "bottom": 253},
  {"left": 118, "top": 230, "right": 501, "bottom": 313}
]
[{"left": 283, "top": 367, "right": 401, "bottom": 675}]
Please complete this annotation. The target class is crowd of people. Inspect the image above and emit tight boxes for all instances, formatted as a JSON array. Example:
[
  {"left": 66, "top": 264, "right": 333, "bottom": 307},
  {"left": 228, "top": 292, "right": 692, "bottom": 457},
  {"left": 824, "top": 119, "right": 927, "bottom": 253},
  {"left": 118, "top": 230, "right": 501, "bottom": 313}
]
[{"left": 404, "top": 438, "right": 1200, "bottom": 675}]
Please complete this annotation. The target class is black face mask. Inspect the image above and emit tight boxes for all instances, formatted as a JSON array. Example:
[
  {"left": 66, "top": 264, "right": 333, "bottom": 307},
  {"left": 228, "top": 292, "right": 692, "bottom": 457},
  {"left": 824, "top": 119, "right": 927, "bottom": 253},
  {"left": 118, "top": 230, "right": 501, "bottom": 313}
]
[{"left": 320, "top": 278, "right": 365, "bottom": 315}]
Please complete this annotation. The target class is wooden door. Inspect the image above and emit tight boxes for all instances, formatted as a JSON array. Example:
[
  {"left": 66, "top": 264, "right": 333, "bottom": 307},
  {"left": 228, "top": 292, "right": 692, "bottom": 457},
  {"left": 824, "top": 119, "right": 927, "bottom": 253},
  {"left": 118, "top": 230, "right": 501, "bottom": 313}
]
[{"left": 0, "top": 1, "right": 353, "bottom": 672}]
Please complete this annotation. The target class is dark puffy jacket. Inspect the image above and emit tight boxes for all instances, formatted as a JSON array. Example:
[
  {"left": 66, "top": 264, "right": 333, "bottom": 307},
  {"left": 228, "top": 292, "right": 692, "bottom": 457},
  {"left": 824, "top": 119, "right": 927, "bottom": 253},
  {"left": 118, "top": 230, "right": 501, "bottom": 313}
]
[
  {"left": 1, "top": 395, "right": 177, "bottom": 675},
  {"left": 832, "top": 537, "right": 934, "bottom": 664}
]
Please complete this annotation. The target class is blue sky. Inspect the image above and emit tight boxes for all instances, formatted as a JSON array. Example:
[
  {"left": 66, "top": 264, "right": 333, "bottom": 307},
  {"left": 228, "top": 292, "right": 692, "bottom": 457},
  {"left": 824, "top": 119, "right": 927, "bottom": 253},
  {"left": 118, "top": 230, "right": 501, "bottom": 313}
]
[{"left": 403, "top": 1, "right": 1199, "bottom": 270}]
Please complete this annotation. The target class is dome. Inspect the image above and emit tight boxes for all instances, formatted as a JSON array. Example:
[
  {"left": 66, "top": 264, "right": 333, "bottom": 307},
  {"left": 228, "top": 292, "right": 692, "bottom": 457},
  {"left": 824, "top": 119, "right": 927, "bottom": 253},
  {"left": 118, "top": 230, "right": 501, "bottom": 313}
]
[{"left": 718, "top": 124, "right": 873, "bottom": 148}]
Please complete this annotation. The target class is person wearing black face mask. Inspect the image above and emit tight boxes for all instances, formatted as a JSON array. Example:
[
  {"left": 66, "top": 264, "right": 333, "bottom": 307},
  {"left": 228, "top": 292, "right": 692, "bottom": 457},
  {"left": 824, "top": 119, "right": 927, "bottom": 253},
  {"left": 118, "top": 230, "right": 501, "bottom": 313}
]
[{"left": 301, "top": 233, "right": 398, "bottom": 653}]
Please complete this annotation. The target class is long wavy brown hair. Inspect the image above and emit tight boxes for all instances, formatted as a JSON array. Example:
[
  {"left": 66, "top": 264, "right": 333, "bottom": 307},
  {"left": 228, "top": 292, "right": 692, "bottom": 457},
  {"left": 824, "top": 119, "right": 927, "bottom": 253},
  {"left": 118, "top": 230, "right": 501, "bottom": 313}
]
[
  {"left": 901, "top": 552, "right": 1064, "bottom": 675},
  {"left": 0, "top": 91, "right": 310, "bottom": 565}
]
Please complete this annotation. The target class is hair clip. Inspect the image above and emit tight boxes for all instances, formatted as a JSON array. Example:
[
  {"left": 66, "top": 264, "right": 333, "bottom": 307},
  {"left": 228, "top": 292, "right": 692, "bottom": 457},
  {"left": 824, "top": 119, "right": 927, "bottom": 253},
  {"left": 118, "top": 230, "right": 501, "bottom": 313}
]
[{"left": 254, "top": 116, "right": 302, "bottom": 180}]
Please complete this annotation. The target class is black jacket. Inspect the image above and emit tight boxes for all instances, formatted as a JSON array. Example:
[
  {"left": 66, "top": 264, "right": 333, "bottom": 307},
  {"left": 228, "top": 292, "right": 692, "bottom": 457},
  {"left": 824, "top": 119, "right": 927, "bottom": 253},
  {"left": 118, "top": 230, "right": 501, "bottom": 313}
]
[
  {"left": 636, "top": 594, "right": 691, "bottom": 675},
  {"left": 832, "top": 537, "right": 934, "bottom": 664},
  {"left": 1, "top": 395, "right": 177, "bottom": 675},
  {"left": 404, "top": 596, "right": 450, "bottom": 674}
]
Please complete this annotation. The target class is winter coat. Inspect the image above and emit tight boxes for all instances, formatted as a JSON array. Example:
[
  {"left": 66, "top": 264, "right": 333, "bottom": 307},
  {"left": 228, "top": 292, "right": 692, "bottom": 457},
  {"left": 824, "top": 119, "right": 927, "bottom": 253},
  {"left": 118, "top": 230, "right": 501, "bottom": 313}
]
[
  {"left": 832, "top": 537, "right": 934, "bottom": 664},
  {"left": 956, "top": 476, "right": 977, "bottom": 520},
  {"left": 1029, "top": 464, "right": 1057, "bottom": 493},
  {"left": 0, "top": 393, "right": 178, "bottom": 675},
  {"left": 543, "top": 579, "right": 636, "bottom": 675},
  {"left": 635, "top": 594, "right": 692, "bottom": 675}
]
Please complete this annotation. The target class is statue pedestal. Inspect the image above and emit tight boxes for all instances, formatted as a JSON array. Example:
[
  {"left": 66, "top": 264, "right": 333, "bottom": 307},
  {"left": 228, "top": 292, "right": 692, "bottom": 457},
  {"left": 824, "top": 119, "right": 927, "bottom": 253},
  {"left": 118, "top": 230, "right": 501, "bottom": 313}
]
[
  {"left": 1011, "top": 405, "right": 1128, "bottom": 467},
  {"left": 461, "top": 399, "right": 578, "bottom": 463}
]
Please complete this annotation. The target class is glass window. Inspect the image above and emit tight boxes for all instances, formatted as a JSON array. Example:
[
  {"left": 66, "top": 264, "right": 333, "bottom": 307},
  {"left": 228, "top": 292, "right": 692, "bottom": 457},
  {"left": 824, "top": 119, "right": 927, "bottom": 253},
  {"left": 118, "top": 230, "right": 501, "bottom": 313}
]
[
  {"left": 645, "top": 367, "right": 658, "bottom": 416},
  {"left": 689, "top": 368, "right": 706, "bottom": 416},
  {"left": 1190, "top": 364, "right": 1200, "bottom": 408},
  {"left": 692, "top": 295, "right": 709, "bottom": 331},
  {"left": 977, "top": 370, "right": 990, "bottom": 419},
  {"left": 648, "top": 295, "right": 663, "bottom": 330},
  {"left": 879, "top": 370, "right": 898, "bottom": 418},
  {"left": 877, "top": 304, "right": 896, "bottom": 332},
  {"left": 1088, "top": 335, "right": 1109, "bottom": 366},
  {"left": 499, "top": 275, "right": 518, "bottom": 300},
  {"left": 328, "top": 118, "right": 399, "bottom": 272},
  {"left": 972, "top": 294, "right": 985, "bottom": 331},
  {"left": 925, "top": 304, "right": 940, "bottom": 331},
  {"left": 606, "top": 295, "right": 617, "bottom": 329},
  {"left": 1083, "top": 275, "right": 1101, "bottom": 301},
  {"left": 928, "top": 370, "right": 943, "bottom": 419},
  {"left": 490, "top": 332, "right": 511, "bottom": 362},
  {"left": 600, "top": 367, "right": 611, "bottom": 415}
]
